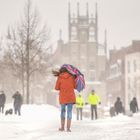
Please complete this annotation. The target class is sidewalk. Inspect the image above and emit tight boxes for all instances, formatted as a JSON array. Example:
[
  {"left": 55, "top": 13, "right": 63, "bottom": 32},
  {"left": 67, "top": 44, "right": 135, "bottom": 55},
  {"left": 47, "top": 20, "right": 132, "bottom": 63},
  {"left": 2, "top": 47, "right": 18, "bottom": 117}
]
[{"left": 30, "top": 114, "right": 140, "bottom": 140}]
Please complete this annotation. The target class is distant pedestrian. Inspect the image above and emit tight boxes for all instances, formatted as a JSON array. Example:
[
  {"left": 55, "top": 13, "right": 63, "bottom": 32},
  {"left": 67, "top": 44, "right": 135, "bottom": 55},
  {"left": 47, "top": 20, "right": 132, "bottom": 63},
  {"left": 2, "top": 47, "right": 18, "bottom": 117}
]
[
  {"left": 76, "top": 94, "right": 84, "bottom": 120},
  {"left": 130, "top": 97, "right": 139, "bottom": 113},
  {"left": 88, "top": 89, "right": 101, "bottom": 120},
  {"left": 12, "top": 91, "right": 23, "bottom": 116},
  {"left": 0, "top": 91, "right": 6, "bottom": 114},
  {"left": 109, "top": 105, "right": 115, "bottom": 117},
  {"left": 53, "top": 67, "right": 77, "bottom": 132},
  {"left": 114, "top": 97, "right": 123, "bottom": 115}
]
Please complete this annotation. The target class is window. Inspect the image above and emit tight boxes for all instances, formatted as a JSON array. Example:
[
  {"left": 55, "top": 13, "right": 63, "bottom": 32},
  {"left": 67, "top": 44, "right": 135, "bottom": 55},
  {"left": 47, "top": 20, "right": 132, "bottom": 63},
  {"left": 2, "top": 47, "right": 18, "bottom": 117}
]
[
  {"left": 71, "top": 26, "right": 77, "bottom": 40},
  {"left": 89, "top": 27, "right": 95, "bottom": 41},
  {"left": 80, "top": 31, "right": 87, "bottom": 42},
  {"left": 134, "top": 60, "right": 137, "bottom": 72},
  {"left": 127, "top": 61, "right": 130, "bottom": 73},
  {"left": 128, "top": 78, "right": 130, "bottom": 89},
  {"left": 134, "top": 77, "right": 137, "bottom": 90}
]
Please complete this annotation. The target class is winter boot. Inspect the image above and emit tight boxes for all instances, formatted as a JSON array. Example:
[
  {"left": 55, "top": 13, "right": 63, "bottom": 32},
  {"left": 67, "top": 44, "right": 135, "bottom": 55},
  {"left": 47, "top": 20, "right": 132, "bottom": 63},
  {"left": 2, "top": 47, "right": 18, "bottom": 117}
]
[
  {"left": 67, "top": 119, "right": 71, "bottom": 132},
  {"left": 59, "top": 119, "right": 65, "bottom": 131}
]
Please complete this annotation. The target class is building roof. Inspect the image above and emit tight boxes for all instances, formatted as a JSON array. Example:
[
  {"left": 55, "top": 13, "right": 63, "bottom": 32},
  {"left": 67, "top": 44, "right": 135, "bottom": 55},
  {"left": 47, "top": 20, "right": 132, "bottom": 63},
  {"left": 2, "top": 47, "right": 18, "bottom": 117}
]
[{"left": 109, "top": 40, "right": 140, "bottom": 63}]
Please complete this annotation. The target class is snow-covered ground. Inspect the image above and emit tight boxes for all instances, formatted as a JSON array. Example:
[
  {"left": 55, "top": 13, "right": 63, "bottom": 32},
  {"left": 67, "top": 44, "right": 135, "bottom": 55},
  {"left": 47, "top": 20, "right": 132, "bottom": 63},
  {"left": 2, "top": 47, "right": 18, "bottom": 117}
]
[{"left": 0, "top": 104, "right": 140, "bottom": 140}]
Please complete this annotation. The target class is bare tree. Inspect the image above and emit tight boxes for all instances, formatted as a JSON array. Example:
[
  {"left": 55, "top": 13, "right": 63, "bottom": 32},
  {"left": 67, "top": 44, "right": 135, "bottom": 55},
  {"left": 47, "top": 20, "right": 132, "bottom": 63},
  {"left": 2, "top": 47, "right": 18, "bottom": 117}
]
[{"left": 5, "top": 0, "right": 50, "bottom": 104}]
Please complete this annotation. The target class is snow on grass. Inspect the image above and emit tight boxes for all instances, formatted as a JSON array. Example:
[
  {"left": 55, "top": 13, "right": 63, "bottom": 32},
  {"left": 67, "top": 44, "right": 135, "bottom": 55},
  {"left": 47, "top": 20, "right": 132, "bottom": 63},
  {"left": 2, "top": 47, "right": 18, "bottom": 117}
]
[
  {"left": 0, "top": 104, "right": 59, "bottom": 122},
  {"left": 0, "top": 104, "right": 60, "bottom": 140}
]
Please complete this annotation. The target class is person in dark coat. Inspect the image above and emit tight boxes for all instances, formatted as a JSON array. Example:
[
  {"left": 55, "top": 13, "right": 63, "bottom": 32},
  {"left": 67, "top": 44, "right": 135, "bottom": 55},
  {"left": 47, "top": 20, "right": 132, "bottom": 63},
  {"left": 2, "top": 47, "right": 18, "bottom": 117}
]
[
  {"left": 12, "top": 91, "right": 23, "bottom": 116},
  {"left": 0, "top": 91, "right": 6, "bottom": 114},
  {"left": 109, "top": 105, "right": 115, "bottom": 117},
  {"left": 114, "top": 97, "right": 123, "bottom": 115},
  {"left": 130, "top": 97, "right": 139, "bottom": 113}
]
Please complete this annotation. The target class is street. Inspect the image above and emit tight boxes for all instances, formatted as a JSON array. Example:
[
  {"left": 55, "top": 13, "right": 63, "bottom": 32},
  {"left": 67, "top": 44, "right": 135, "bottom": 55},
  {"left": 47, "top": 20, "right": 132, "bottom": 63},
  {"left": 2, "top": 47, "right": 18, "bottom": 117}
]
[
  {"left": 30, "top": 114, "right": 140, "bottom": 140},
  {"left": 0, "top": 105, "right": 140, "bottom": 140}
]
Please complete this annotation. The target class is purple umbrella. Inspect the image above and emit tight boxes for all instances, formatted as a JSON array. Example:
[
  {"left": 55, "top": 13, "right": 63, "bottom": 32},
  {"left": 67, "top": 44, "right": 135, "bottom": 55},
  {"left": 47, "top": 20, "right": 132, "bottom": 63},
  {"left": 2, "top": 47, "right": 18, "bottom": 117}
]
[{"left": 61, "top": 64, "right": 85, "bottom": 92}]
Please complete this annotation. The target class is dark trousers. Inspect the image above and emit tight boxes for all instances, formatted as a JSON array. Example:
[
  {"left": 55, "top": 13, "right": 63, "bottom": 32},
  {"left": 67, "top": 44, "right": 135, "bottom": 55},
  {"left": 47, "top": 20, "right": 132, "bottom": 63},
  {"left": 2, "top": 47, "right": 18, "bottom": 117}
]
[
  {"left": 0, "top": 105, "right": 4, "bottom": 113},
  {"left": 116, "top": 109, "right": 122, "bottom": 115},
  {"left": 76, "top": 108, "right": 83, "bottom": 120},
  {"left": 14, "top": 106, "right": 21, "bottom": 116},
  {"left": 91, "top": 105, "right": 97, "bottom": 120}
]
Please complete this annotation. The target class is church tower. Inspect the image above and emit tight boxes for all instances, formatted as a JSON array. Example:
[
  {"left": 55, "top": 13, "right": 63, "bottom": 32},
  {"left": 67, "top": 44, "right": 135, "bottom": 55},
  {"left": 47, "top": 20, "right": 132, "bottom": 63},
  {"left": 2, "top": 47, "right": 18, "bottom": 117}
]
[
  {"left": 68, "top": 2, "right": 98, "bottom": 44},
  {"left": 53, "top": 2, "right": 107, "bottom": 104},
  {"left": 68, "top": 2, "right": 98, "bottom": 81}
]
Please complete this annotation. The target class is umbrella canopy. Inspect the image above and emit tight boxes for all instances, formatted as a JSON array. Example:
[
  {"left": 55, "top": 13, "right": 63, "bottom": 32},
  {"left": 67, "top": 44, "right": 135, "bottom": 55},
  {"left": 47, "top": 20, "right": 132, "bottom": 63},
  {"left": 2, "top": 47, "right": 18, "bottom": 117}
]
[{"left": 61, "top": 64, "right": 85, "bottom": 92}]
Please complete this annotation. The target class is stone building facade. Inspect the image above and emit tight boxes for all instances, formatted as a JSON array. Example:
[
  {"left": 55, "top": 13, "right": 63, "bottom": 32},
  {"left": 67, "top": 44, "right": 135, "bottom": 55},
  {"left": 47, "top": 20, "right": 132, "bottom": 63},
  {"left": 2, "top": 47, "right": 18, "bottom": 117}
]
[
  {"left": 106, "top": 40, "right": 140, "bottom": 110},
  {"left": 52, "top": 3, "right": 107, "bottom": 104},
  {"left": 125, "top": 41, "right": 140, "bottom": 110}
]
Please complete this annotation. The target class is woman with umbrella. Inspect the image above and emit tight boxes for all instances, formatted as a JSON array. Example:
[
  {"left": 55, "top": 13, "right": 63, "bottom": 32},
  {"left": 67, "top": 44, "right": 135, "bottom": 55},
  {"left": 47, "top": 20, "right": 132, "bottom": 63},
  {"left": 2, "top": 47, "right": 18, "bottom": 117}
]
[{"left": 53, "top": 64, "right": 85, "bottom": 132}]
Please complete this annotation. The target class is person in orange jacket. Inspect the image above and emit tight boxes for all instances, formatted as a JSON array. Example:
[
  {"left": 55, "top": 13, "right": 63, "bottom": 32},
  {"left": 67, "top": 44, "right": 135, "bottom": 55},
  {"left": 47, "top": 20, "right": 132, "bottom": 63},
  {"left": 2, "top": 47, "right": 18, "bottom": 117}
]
[{"left": 53, "top": 67, "right": 76, "bottom": 132}]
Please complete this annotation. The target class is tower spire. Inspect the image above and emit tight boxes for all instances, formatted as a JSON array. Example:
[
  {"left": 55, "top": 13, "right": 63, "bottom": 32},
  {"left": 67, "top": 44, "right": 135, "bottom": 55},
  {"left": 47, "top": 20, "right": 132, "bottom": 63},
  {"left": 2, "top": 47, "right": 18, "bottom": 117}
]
[
  {"left": 95, "top": 3, "right": 98, "bottom": 48},
  {"left": 68, "top": 2, "right": 71, "bottom": 22},
  {"left": 77, "top": 2, "right": 79, "bottom": 17},
  {"left": 95, "top": 3, "right": 98, "bottom": 22},
  {"left": 86, "top": 3, "right": 89, "bottom": 17},
  {"left": 104, "top": 29, "right": 107, "bottom": 56},
  {"left": 59, "top": 29, "right": 62, "bottom": 40}
]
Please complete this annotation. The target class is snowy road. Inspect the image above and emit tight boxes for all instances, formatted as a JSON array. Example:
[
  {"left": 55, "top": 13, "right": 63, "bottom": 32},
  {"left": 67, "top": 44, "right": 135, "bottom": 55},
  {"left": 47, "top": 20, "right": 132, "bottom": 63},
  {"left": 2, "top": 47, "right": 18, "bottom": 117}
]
[
  {"left": 29, "top": 115, "right": 140, "bottom": 140},
  {"left": 0, "top": 104, "right": 140, "bottom": 140}
]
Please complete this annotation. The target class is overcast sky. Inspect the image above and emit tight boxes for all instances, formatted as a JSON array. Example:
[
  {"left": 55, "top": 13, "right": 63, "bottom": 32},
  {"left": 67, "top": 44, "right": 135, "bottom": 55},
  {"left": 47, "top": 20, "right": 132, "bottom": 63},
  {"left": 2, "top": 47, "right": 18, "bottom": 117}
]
[{"left": 0, "top": 0, "right": 140, "bottom": 50}]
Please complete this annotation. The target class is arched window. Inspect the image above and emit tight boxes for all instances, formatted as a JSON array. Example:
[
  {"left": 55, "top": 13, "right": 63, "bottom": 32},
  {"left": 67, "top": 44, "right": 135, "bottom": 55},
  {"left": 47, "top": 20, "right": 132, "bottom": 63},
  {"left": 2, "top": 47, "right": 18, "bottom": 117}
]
[
  {"left": 89, "top": 27, "right": 95, "bottom": 41},
  {"left": 71, "top": 26, "right": 77, "bottom": 40}
]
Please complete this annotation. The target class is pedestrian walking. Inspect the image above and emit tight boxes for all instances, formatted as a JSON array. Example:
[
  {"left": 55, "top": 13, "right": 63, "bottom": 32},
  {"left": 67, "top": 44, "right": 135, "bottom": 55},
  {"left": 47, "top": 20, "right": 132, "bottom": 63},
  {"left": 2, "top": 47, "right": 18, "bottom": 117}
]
[
  {"left": 12, "top": 91, "right": 23, "bottom": 116},
  {"left": 88, "top": 89, "right": 101, "bottom": 120},
  {"left": 0, "top": 91, "right": 6, "bottom": 114},
  {"left": 114, "top": 97, "right": 123, "bottom": 115},
  {"left": 76, "top": 94, "right": 84, "bottom": 120},
  {"left": 130, "top": 97, "right": 139, "bottom": 113},
  {"left": 53, "top": 67, "right": 77, "bottom": 132}
]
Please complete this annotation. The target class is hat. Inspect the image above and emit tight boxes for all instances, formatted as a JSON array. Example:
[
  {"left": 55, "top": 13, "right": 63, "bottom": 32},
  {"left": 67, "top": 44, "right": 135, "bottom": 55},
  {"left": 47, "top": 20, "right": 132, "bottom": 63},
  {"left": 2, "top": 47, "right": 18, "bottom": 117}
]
[
  {"left": 117, "top": 97, "right": 120, "bottom": 100},
  {"left": 91, "top": 89, "right": 95, "bottom": 92}
]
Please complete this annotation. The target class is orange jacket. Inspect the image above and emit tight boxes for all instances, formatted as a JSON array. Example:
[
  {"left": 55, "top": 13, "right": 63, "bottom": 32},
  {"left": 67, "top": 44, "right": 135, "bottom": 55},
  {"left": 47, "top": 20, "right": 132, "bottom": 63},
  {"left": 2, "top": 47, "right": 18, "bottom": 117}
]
[{"left": 55, "top": 72, "right": 76, "bottom": 104}]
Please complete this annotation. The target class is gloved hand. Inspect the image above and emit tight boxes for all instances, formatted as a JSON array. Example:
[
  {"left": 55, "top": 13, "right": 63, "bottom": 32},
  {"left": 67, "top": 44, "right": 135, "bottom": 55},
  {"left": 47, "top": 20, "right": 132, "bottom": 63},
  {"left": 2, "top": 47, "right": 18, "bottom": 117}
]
[{"left": 99, "top": 102, "right": 101, "bottom": 105}]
